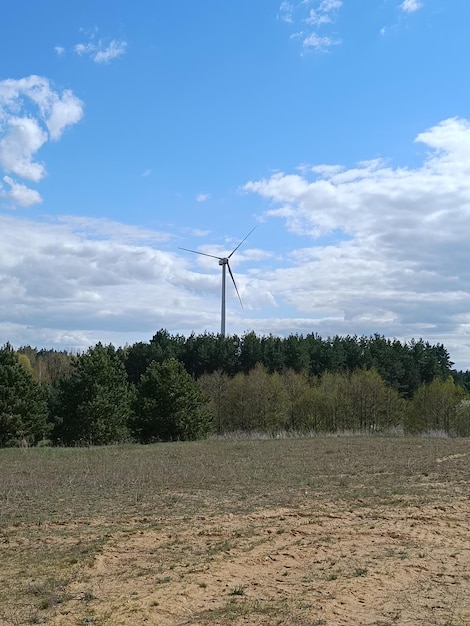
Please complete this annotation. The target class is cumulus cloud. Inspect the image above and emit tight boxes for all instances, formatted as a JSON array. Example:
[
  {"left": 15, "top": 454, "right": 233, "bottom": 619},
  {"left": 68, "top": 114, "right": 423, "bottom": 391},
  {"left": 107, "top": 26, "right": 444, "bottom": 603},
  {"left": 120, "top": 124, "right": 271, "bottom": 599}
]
[
  {"left": 0, "top": 213, "right": 267, "bottom": 352},
  {"left": 243, "top": 117, "right": 470, "bottom": 368},
  {"left": 400, "top": 0, "right": 423, "bottom": 13},
  {"left": 196, "top": 193, "right": 210, "bottom": 203},
  {"left": 1, "top": 176, "right": 42, "bottom": 207},
  {"left": 0, "top": 75, "right": 84, "bottom": 207},
  {"left": 74, "top": 37, "right": 127, "bottom": 64},
  {"left": 3, "top": 117, "right": 470, "bottom": 368},
  {"left": 0, "top": 117, "right": 48, "bottom": 182},
  {"left": 280, "top": 0, "right": 343, "bottom": 52},
  {"left": 3, "top": 218, "right": 252, "bottom": 357},
  {"left": 46, "top": 89, "right": 84, "bottom": 140}
]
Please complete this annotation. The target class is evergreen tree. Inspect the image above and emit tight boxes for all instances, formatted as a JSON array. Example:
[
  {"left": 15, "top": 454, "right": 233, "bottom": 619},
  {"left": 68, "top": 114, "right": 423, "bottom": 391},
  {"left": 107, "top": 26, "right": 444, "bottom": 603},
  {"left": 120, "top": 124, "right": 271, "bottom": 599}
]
[
  {"left": 239, "top": 331, "right": 263, "bottom": 373},
  {"left": 0, "top": 344, "right": 50, "bottom": 446},
  {"left": 133, "top": 358, "right": 212, "bottom": 442},
  {"left": 261, "top": 334, "right": 285, "bottom": 373},
  {"left": 52, "top": 343, "right": 134, "bottom": 445}
]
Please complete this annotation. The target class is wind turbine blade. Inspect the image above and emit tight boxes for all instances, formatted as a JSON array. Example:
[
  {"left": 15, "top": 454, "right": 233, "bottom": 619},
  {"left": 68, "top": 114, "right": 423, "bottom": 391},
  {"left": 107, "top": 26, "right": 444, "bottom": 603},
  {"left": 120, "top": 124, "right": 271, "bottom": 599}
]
[
  {"left": 178, "top": 247, "right": 222, "bottom": 260},
  {"left": 227, "top": 261, "right": 243, "bottom": 308},
  {"left": 228, "top": 226, "right": 257, "bottom": 259}
]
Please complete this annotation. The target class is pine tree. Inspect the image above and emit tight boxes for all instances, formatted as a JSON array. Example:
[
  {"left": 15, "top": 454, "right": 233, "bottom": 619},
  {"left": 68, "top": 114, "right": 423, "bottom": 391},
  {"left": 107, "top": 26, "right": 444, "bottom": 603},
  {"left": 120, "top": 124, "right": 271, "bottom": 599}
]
[
  {"left": 133, "top": 358, "right": 212, "bottom": 442},
  {"left": 0, "top": 344, "right": 50, "bottom": 446},
  {"left": 52, "top": 343, "right": 134, "bottom": 445}
]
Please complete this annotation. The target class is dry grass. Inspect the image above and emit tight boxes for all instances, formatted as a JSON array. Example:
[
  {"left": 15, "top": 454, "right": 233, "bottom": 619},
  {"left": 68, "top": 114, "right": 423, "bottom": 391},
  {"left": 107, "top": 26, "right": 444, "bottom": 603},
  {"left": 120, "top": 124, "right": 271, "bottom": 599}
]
[{"left": 1, "top": 436, "right": 469, "bottom": 625}]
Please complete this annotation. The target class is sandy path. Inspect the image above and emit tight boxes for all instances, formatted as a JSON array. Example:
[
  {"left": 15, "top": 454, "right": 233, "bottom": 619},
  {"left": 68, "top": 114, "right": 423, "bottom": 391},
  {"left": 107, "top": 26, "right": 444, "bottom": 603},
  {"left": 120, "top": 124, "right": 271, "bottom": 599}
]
[{"left": 47, "top": 496, "right": 470, "bottom": 625}]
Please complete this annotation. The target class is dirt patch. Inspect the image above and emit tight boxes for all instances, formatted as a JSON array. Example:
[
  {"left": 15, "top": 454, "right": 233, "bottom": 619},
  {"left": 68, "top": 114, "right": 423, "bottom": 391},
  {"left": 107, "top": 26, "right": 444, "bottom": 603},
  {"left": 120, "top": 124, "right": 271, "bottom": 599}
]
[
  {"left": 37, "top": 497, "right": 470, "bottom": 625},
  {"left": 2, "top": 438, "right": 470, "bottom": 625}
]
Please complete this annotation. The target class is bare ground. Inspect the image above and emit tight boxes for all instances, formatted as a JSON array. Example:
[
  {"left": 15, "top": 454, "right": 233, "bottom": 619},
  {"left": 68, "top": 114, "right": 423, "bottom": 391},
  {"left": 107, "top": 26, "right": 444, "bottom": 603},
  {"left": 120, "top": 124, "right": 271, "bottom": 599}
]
[{"left": 1, "top": 439, "right": 469, "bottom": 625}]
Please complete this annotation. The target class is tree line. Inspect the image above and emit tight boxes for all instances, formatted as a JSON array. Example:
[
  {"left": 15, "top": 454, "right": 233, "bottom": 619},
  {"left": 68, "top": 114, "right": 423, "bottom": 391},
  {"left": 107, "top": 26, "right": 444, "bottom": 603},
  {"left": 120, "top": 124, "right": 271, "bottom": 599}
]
[{"left": 1, "top": 331, "right": 469, "bottom": 447}]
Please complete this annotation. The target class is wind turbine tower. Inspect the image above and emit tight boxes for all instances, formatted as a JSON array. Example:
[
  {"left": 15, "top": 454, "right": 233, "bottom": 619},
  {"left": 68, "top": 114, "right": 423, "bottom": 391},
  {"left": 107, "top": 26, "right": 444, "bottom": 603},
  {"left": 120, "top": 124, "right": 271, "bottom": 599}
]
[{"left": 179, "top": 227, "right": 256, "bottom": 336}]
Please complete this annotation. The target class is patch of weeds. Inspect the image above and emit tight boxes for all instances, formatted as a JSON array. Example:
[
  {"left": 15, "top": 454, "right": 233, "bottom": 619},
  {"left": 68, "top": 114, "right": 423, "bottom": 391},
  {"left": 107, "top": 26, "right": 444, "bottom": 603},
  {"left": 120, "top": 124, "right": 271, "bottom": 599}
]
[
  {"left": 81, "top": 591, "right": 96, "bottom": 602},
  {"left": 29, "top": 580, "right": 73, "bottom": 611},
  {"left": 205, "top": 597, "right": 284, "bottom": 622},
  {"left": 207, "top": 539, "right": 233, "bottom": 555},
  {"left": 206, "top": 598, "right": 249, "bottom": 621},
  {"left": 302, "top": 575, "right": 315, "bottom": 583},
  {"left": 327, "top": 573, "right": 338, "bottom": 581},
  {"left": 155, "top": 575, "right": 171, "bottom": 584},
  {"left": 198, "top": 581, "right": 207, "bottom": 588},
  {"left": 228, "top": 585, "right": 245, "bottom": 596},
  {"left": 354, "top": 567, "right": 368, "bottom": 577},
  {"left": 198, "top": 525, "right": 224, "bottom": 537}
]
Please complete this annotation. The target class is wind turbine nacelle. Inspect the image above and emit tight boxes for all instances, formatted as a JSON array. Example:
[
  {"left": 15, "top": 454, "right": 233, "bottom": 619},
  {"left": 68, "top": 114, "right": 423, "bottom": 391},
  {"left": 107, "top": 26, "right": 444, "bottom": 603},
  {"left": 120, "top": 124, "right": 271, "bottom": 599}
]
[{"left": 219, "top": 258, "right": 228, "bottom": 266}]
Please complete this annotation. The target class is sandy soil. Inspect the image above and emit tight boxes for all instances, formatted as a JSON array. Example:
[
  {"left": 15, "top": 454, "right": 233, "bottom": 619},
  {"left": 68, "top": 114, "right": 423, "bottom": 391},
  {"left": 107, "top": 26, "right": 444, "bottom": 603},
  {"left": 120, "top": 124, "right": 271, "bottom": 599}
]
[
  {"left": 39, "top": 495, "right": 470, "bottom": 626},
  {"left": 2, "top": 442, "right": 470, "bottom": 626}
]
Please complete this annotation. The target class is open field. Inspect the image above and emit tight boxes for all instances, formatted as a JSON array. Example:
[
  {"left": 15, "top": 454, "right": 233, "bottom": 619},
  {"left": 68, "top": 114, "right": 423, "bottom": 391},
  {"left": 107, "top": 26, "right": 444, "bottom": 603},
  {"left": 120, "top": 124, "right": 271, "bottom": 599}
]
[{"left": 1, "top": 436, "right": 470, "bottom": 625}]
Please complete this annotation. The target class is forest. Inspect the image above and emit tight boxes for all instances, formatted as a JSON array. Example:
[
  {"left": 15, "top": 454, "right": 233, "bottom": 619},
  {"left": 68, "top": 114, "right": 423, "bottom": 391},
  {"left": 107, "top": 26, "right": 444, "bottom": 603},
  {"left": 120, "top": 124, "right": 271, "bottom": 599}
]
[{"left": 1, "top": 330, "right": 470, "bottom": 447}]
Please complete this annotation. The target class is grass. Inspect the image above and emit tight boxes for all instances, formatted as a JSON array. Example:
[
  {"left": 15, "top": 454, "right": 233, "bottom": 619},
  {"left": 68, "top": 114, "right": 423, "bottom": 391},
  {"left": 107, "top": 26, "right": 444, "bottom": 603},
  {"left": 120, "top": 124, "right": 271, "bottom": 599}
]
[
  {"left": 228, "top": 585, "right": 246, "bottom": 596},
  {"left": 1, "top": 436, "right": 469, "bottom": 625},
  {"left": 2, "top": 436, "right": 469, "bottom": 525}
]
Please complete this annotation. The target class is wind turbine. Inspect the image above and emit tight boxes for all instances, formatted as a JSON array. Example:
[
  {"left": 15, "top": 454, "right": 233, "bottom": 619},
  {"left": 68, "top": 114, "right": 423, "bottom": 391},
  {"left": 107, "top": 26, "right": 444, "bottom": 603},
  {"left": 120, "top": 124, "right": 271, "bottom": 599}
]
[{"left": 179, "top": 227, "right": 256, "bottom": 337}]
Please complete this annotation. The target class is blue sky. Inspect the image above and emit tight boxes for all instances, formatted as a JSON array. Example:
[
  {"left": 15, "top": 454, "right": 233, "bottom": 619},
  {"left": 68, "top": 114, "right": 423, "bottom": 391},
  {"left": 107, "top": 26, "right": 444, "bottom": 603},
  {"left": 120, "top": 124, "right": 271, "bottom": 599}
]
[{"left": 2, "top": 0, "right": 470, "bottom": 369}]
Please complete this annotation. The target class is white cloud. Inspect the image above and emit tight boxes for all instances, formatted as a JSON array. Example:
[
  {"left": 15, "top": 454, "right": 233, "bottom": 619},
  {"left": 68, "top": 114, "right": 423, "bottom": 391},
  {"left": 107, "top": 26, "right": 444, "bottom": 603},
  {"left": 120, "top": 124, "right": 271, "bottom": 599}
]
[
  {"left": 196, "top": 193, "right": 210, "bottom": 203},
  {"left": 281, "top": 0, "right": 343, "bottom": 52},
  {"left": 191, "top": 229, "right": 211, "bottom": 237},
  {"left": 46, "top": 89, "right": 84, "bottom": 140},
  {"left": 302, "top": 33, "right": 341, "bottom": 51},
  {"left": 74, "top": 42, "right": 93, "bottom": 56},
  {"left": 1, "top": 176, "right": 42, "bottom": 207},
  {"left": 279, "top": 2, "right": 294, "bottom": 23},
  {"left": 54, "top": 46, "right": 65, "bottom": 56},
  {"left": 400, "top": 0, "right": 423, "bottom": 13},
  {"left": 243, "top": 117, "right": 470, "bottom": 368},
  {"left": 0, "top": 76, "right": 84, "bottom": 208},
  {"left": 74, "top": 37, "right": 127, "bottom": 64},
  {"left": 0, "top": 215, "right": 212, "bottom": 351},
  {"left": 53, "top": 215, "right": 171, "bottom": 245},
  {"left": 305, "top": 0, "right": 343, "bottom": 26},
  {"left": 94, "top": 40, "right": 127, "bottom": 63},
  {"left": 0, "top": 117, "right": 48, "bottom": 181},
  {"left": 4, "top": 118, "right": 470, "bottom": 368}
]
